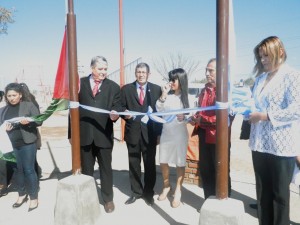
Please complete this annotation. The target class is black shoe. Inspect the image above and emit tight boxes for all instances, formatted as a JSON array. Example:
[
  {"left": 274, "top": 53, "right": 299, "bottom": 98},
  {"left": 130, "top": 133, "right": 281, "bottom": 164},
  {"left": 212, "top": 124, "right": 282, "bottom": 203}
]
[
  {"left": 12, "top": 195, "right": 28, "bottom": 208},
  {"left": 125, "top": 196, "right": 140, "bottom": 205},
  {"left": 0, "top": 187, "right": 8, "bottom": 197},
  {"left": 143, "top": 196, "right": 154, "bottom": 206},
  {"left": 249, "top": 203, "right": 258, "bottom": 210},
  {"left": 28, "top": 203, "right": 39, "bottom": 212}
]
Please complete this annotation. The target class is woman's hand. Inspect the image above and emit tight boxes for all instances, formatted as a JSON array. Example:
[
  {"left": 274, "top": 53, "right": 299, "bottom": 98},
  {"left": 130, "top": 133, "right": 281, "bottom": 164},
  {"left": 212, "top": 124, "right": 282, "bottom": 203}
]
[
  {"left": 176, "top": 114, "right": 185, "bottom": 122},
  {"left": 19, "top": 118, "right": 30, "bottom": 125},
  {"left": 161, "top": 82, "right": 171, "bottom": 95},
  {"left": 5, "top": 122, "right": 14, "bottom": 131},
  {"left": 249, "top": 112, "right": 268, "bottom": 124}
]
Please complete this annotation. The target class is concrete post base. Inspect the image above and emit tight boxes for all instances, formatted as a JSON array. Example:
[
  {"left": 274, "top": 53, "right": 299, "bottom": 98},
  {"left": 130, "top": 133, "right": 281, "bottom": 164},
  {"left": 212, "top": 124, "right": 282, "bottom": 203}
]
[
  {"left": 199, "top": 196, "right": 245, "bottom": 225},
  {"left": 54, "top": 174, "right": 101, "bottom": 225}
]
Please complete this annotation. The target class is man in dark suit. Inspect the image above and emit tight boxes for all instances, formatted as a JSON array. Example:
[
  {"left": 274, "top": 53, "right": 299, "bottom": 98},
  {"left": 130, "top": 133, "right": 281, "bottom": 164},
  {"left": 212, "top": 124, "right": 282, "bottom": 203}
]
[
  {"left": 69, "top": 56, "right": 121, "bottom": 213},
  {"left": 121, "top": 62, "right": 162, "bottom": 206}
]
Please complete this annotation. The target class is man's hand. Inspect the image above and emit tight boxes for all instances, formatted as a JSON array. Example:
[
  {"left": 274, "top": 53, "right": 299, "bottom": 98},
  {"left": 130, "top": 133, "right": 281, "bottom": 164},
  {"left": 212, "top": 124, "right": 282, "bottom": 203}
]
[
  {"left": 124, "top": 109, "right": 132, "bottom": 120},
  {"left": 156, "top": 136, "right": 161, "bottom": 145},
  {"left": 110, "top": 110, "right": 119, "bottom": 121},
  {"left": 296, "top": 156, "right": 300, "bottom": 169},
  {"left": 190, "top": 115, "right": 201, "bottom": 125},
  {"left": 188, "top": 116, "right": 196, "bottom": 125}
]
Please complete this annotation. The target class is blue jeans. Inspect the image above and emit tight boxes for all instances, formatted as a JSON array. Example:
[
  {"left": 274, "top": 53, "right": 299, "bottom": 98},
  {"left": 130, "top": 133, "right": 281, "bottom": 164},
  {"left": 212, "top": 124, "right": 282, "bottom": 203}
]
[{"left": 13, "top": 143, "right": 38, "bottom": 200}]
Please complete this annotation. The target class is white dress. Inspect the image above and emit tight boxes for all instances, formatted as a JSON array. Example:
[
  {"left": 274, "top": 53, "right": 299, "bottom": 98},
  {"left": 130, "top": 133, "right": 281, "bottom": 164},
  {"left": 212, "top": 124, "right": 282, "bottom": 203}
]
[{"left": 156, "top": 94, "right": 189, "bottom": 167}]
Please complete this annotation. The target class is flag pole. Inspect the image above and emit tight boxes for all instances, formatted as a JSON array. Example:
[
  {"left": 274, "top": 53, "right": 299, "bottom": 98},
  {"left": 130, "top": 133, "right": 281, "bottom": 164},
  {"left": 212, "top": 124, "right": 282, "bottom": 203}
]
[
  {"left": 216, "top": 0, "right": 229, "bottom": 199},
  {"left": 119, "top": 0, "right": 125, "bottom": 141},
  {"left": 67, "top": 0, "right": 81, "bottom": 174},
  {"left": 119, "top": 0, "right": 125, "bottom": 87}
]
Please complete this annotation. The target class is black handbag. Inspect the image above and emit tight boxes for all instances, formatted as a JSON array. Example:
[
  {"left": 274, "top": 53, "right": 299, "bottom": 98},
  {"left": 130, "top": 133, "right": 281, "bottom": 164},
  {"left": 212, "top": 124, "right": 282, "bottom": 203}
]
[{"left": 240, "top": 120, "right": 251, "bottom": 140}]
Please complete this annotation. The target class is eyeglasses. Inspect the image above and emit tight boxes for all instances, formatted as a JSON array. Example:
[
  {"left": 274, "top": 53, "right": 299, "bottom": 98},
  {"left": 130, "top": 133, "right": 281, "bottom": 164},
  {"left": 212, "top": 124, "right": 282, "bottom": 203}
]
[{"left": 136, "top": 71, "right": 148, "bottom": 74}]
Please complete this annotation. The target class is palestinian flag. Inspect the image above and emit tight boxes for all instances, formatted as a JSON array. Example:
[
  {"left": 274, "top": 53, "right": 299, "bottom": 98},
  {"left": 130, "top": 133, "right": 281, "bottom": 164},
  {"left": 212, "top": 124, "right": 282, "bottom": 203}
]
[
  {"left": 0, "top": 123, "right": 15, "bottom": 162},
  {"left": 33, "top": 28, "right": 69, "bottom": 122}
]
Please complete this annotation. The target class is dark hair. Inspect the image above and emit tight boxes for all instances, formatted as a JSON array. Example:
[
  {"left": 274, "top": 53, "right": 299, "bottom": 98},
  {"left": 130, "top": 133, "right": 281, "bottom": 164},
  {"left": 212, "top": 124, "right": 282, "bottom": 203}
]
[
  {"left": 168, "top": 68, "right": 189, "bottom": 109},
  {"left": 20, "top": 83, "right": 32, "bottom": 101},
  {"left": 19, "top": 82, "right": 39, "bottom": 108},
  {"left": 4, "top": 83, "right": 23, "bottom": 104},
  {"left": 0, "top": 91, "right": 4, "bottom": 102},
  {"left": 135, "top": 62, "right": 150, "bottom": 73}
]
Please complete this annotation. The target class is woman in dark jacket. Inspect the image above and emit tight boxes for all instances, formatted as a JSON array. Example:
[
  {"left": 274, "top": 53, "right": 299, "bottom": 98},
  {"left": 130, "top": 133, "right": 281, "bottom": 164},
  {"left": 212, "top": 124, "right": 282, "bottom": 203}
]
[{"left": 0, "top": 83, "right": 42, "bottom": 212}]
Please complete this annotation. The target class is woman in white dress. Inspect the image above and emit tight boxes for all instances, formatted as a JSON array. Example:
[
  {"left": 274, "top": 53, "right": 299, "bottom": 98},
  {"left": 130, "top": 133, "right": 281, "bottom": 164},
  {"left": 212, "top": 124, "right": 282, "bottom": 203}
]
[{"left": 156, "top": 68, "right": 189, "bottom": 208}]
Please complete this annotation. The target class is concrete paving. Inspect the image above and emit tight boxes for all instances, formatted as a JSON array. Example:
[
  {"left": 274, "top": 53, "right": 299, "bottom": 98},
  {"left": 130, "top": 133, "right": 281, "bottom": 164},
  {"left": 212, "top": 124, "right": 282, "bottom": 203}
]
[{"left": 0, "top": 112, "right": 299, "bottom": 225}]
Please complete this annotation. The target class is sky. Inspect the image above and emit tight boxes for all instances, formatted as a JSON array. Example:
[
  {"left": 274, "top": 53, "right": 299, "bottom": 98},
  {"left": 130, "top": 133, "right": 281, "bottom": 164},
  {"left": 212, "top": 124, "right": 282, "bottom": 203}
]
[{"left": 1, "top": 0, "right": 300, "bottom": 91}]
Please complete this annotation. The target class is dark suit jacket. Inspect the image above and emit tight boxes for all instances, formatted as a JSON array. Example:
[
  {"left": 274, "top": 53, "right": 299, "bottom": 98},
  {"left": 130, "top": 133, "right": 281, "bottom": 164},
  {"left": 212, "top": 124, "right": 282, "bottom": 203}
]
[
  {"left": 121, "top": 81, "right": 162, "bottom": 145},
  {"left": 71, "top": 75, "right": 121, "bottom": 148},
  {"left": 0, "top": 101, "right": 42, "bottom": 144}
]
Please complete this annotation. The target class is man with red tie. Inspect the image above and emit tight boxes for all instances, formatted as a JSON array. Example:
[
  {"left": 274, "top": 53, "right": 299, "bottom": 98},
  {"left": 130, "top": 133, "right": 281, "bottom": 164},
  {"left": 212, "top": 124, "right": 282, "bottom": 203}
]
[
  {"left": 121, "top": 63, "right": 162, "bottom": 206},
  {"left": 68, "top": 56, "right": 121, "bottom": 213}
]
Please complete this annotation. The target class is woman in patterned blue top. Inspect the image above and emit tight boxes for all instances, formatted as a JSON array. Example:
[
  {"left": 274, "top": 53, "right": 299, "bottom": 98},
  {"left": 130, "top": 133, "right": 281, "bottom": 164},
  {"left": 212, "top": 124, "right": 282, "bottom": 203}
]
[{"left": 249, "top": 36, "right": 300, "bottom": 225}]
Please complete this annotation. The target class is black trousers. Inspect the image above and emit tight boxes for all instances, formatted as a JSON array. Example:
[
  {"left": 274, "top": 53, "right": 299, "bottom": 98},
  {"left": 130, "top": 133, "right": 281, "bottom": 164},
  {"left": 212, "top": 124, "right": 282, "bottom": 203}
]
[
  {"left": 126, "top": 134, "right": 157, "bottom": 198},
  {"left": 252, "top": 151, "right": 295, "bottom": 225},
  {"left": 80, "top": 142, "right": 113, "bottom": 203},
  {"left": 198, "top": 128, "right": 231, "bottom": 199}
]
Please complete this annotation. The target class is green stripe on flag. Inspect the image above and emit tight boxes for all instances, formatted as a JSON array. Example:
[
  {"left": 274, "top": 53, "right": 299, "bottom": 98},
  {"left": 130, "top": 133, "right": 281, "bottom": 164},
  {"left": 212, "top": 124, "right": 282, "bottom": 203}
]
[
  {"left": 32, "top": 98, "right": 69, "bottom": 122},
  {"left": 0, "top": 152, "right": 16, "bottom": 163}
]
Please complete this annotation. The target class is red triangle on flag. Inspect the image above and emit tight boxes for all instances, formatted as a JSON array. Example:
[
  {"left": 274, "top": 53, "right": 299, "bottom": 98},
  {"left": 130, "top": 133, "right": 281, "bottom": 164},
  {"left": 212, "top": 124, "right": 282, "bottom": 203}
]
[{"left": 53, "top": 28, "right": 69, "bottom": 100}]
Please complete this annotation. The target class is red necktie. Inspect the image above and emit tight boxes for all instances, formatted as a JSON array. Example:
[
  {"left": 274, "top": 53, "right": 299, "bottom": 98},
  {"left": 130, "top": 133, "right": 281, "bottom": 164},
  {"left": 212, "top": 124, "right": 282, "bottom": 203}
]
[
  {"left": 139, "top": 86, "right": 144, "bottom": 105},
  {"left": 93, "top": 80, "right": 101, "bottom": 97}
]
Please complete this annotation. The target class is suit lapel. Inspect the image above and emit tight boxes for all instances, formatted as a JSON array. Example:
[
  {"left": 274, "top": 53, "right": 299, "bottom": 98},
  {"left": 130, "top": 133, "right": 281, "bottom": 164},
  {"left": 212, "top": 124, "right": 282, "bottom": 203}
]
[
  {"left": 132, "top": 81, "right": 140, "bottom": 103},
  {"left": 145, "top": 83, "right": 152, "bottom": 106},
  {"left": 98, "top": 78, "right": 107, "bottom": 95},
  {"left": 82, "top": 76, "right": 94, "bottom": 97}
]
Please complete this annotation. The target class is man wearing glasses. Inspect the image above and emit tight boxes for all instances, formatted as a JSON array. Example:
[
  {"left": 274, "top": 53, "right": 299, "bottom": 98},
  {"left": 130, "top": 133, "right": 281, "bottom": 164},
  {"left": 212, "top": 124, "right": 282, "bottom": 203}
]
[{"left": 121, "top": 62, "right": 162, "bottom": 206}]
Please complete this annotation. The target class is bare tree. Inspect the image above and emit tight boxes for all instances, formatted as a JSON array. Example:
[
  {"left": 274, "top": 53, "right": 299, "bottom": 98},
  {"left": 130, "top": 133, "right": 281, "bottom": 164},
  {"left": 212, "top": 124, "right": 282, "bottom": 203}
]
[
  {"left": 152, "top": 52, "right": 201, "bottom": 81},
  {"left": 0, "top": 7, "right": 15, "bottom": 35}
]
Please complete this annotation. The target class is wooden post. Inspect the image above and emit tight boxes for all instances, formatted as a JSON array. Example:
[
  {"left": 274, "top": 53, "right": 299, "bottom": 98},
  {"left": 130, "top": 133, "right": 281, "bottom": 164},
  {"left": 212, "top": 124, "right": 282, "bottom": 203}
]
[
  {"left": 215, "top": 0, "right": 229, "bottom": 199},
  {"left": 67, "top": 0, "right": 81, "bottom": 174}
]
